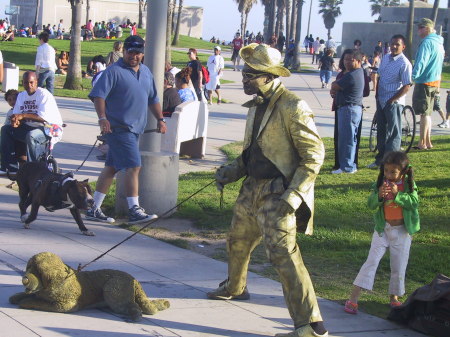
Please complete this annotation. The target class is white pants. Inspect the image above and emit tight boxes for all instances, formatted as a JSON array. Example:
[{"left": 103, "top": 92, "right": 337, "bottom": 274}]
[{"left": 353, "top": 223, "right": 412, "bottom": 296}]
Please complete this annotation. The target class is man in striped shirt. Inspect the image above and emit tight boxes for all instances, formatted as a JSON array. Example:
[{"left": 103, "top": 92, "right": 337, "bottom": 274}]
[{"left": 368, "top": 34, "right": 412, "bottom": 168}]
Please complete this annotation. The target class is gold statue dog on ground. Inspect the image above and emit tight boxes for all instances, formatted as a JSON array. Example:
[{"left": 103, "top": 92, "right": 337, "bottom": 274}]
[{"left": 9, "top": 252, "right": 170, "bottom": 321}]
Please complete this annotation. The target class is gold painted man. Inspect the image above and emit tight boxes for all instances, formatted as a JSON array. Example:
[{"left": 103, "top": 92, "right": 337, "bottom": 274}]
[{"left": 207, "top": 44, "right": 327, "bottom": 337}]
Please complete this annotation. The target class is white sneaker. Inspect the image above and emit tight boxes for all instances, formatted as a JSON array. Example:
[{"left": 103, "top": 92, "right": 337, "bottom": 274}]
[
  {"left": 332, "top": 168, "right": 357, "bottom": 174},
  {"left": 438, "top": 121, "right": 449, "bottom": 128}
]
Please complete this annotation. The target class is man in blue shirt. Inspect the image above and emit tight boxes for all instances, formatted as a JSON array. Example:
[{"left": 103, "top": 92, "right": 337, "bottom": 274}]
[
  {"left": 368, "top": 34, "right": 412, "bottom": 168},
  {"left": 87, "top": 35, "right": 167, "bottom": 224}
]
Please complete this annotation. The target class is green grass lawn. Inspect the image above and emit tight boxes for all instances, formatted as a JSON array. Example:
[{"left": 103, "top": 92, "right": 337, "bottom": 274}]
[
  {"left": 173, "top": 136, "right": 450, "bottom": 318},
  {"left": 0, "top": 34, "right": 230, "bottom": 99},
  {"left": 97, "top": 135, "right": 450, "bottom": 318}
]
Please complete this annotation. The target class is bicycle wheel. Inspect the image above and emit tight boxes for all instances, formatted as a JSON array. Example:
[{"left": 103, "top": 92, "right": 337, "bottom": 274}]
[
  {"left": 369, "top": 114, "right": 378, "bottom": 152},
  {"left": 401, "top": 105, "right": 416, "bottom": 153}
]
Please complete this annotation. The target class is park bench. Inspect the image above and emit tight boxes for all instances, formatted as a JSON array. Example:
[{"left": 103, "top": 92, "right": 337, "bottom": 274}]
[{"left": 161, "top": 100, "right": 208, "bottom": 158}]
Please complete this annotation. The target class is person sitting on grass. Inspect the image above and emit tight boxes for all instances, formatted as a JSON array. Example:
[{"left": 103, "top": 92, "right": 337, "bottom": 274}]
[
  {"left": 175, "top": 67, "right": 196, "bottom": 103},
  {"left": 344, "top": 151, "right": 420, "bottom": 315},
  {"left": 56, "top": 51, "right": 69, "bottom": 75}
]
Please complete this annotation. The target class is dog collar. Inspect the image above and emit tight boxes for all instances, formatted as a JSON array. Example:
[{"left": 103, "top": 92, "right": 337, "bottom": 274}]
[{"left": 62, "top": 177, "right": 75, "bottom": 186}]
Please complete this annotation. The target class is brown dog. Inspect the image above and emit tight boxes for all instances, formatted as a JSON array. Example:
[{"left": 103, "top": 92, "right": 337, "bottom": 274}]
[{"left": 16, "top": 162, "right": 95, "bottom": 236}]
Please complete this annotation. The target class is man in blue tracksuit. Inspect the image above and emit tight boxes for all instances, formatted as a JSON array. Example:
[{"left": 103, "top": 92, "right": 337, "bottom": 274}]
[{"left": 412, "top": 18, "right": 444, "bottom": 150}]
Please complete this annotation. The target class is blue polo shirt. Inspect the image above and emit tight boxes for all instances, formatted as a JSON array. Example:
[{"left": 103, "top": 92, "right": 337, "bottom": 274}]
[{"left": 89, "top": 58, "right": 159, "bottom": 134}]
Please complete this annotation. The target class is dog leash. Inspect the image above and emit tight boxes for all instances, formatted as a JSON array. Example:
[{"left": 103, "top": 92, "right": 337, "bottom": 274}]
[
  {"left": 73, "top": 138, "right": 99, "bottom": 173},
  {"left": 76, "top": 179, "right": 217, "bottom": 273}
]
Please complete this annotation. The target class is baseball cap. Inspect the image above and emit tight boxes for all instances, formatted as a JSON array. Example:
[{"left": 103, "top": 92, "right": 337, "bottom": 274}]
[
  {"left": 124, "top": 35, "right": 145, "bottom": 53},
  {"left": 214, "top": 46, "right": 221, "bottom": 51},
  {"left": 418, "top": 18, "right": 434, "bottom": 29}
]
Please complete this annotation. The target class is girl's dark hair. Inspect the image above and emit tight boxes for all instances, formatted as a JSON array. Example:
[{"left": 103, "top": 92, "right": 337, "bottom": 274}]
[
  {"left": 175, "top": 67, "right": 192, "bottom": 84},
  {"left": 376, "top": 151, "right": 414, "bottom": 191},
  {"left": 5, "top": 89, "right": 18, "bottom": 101}
]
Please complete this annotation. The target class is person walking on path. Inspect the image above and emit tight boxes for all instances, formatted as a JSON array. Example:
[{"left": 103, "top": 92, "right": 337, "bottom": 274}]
[
  {"left": 206, "top": 46, "right": 224, "bottom": 105},
  {"left": 412, "top": 18, "right": 444, "bottom": 150},
  {"left": 186, "top": 48, "right": 203, "bottom": 101},
  {"left": 35, "top": 32, "right": 57, "bottom": 94},
  {"left": 318, "top": 49, "right": 337, "bottom": 89},
  {"left": 330, "top": 49, "right": 364, "bottom": 174},
  {"left": 344, "top": 151, "right": 420, "bottom": 315},
  {"left": 368, "top": 35, "right": 412, "bottom": 169},
  {"left": 231, "top": 32, "right": 244, "bottom": 71},
  {"left": 437, "top": 90, "right": 450, "bottom": 128},
  {"left": 86, "top": 35, "right": 167, "bottom": 225},
  {"left": 208, "top": 43, "right": 328, "bottom": 337}
]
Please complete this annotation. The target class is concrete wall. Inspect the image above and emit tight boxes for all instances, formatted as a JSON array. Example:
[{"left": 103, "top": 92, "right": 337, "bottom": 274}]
[
  {"left": 380, "top": 7, "right": 450, "bottom": 25},
  {"left": 9, "top": 1, "right": 203, "bottom": 39}
]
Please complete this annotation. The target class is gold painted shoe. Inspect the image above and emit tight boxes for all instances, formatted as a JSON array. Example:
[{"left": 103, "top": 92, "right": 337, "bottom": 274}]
[
  {"left": 206, "top": 279, "right": 250, "bottom": 300},
  {"left": 275, "top": 325, "right": 328, "bottom": 337}
]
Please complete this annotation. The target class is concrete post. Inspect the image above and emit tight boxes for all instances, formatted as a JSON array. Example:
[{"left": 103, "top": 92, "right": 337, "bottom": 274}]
[{"left": 115, "top": 0, "right": 179, "bottom": 217}]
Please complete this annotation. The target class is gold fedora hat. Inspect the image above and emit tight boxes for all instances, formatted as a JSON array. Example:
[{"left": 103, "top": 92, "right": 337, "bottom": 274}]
[{"left": 239, "top": 43, "right": 291, "bottom": 77}]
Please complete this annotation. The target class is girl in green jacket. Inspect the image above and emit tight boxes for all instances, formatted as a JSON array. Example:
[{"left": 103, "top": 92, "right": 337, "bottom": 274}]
[{"left": 344, "top": 151, "right": 420, "bottom": 314}]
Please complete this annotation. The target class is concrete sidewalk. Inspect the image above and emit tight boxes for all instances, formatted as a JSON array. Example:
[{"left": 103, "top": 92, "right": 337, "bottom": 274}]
[{"left": 0, "top": 52, "right": 440, "bottom": 336}]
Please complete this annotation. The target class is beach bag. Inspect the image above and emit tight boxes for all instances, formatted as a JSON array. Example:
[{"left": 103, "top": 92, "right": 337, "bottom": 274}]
[{"left": 201, "top": 64, "right": 210, "bottom": 84}]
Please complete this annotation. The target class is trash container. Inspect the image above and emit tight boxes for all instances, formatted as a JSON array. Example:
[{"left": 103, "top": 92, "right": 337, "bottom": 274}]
[{"left": 2, "top": 62, "right": 19, "bottom": 92}]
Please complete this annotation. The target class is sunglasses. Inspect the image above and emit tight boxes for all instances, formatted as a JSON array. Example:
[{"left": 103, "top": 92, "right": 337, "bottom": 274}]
[{"left": 242, "top": 72, "right": 268, "bottom": 80}]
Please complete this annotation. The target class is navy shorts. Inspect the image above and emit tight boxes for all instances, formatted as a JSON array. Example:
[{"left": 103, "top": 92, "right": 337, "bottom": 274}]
[{"left": 104, "top": 129, "right": 141, "bottom": 170}]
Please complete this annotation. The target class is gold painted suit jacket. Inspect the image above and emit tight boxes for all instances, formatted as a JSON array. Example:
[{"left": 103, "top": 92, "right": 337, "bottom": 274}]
[{"left": 227, "top": 79, "right": 325, "bottom": 234}]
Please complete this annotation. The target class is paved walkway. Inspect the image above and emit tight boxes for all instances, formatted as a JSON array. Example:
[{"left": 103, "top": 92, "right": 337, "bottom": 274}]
[{"left": 0, "top": 51, "right": 444, "bottom": 336}]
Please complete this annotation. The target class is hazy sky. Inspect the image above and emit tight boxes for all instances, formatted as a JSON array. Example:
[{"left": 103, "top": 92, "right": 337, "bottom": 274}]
[{"left": 0, "top": 0, "right": 445, "bottom": 43}]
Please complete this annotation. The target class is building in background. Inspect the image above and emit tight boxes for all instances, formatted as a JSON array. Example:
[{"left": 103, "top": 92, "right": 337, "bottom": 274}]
[
  {"left": 340, "top": 1, "right": 449, "bottom": 58},
  {"left": 8, "top": 0, "right": 203, "bottom": 39}
]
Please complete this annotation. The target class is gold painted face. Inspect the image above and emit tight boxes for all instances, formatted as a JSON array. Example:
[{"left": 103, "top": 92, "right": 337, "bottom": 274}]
[{"left": 242, "top": 64, "right": 271, "bottom": 95}]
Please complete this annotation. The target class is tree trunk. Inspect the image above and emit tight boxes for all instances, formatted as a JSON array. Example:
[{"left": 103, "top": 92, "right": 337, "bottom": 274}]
[
  {"left": 85, "top": 0, "right": 90, "bottom": 25},
  {"left": 263, "top": 2, "right": 270, "bottom": 41},
  {"left": 290, "top": 0, "right": 297, "bottom": 41},
  {"left": 243, "top": 9, "right": 249, "bottom": 38},
  {"left": 34, "top": 0, "right": 40, "bottom": 27},
  {"left": 430, "top": 0, "right": 439, "bottom": 24},
  {"left": 64, "top": 0, "right": 82, "bottom": 90},
  {"left": 405, "top": 0, "right": 415, "bottom": 61},
  {"left": 171, "top": 0, "right": 177, "bottom": 33},
  {"left": 241, "top": 11, "right": 245, "bottom": 37},
  {"left": 269, "top": 0, "right": 276, "bottom": 39},
  {"left": 285, "top": 0, "right": 291, "bottom": 46},
  {"left": 293, "top": 0, "right": 303, "bottom": 70},
  {"left": 166, "top": 0, "right": 174, "bottom": 65},
  {"left": 171, "top": 0, "right": 183, "bottom": 45},
  {"left": 138, "top": 0, "right": 144, "bottom": 29}
]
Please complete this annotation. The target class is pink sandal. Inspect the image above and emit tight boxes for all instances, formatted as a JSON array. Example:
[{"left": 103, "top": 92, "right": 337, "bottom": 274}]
[
  {"left": 344, "top": 300, "right": 358, "bottom": 314},
  {"left": 390, "top": 300, "right": 402, "bottom": 308}
]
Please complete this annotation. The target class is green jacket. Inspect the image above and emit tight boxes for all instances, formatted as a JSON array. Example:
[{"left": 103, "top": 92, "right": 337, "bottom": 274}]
[
  {"left": 367, "top": 178, "right": 420, "bottom": 235},
  {"left": 223, "top": 79, "right": 325, "bottom": 235}
]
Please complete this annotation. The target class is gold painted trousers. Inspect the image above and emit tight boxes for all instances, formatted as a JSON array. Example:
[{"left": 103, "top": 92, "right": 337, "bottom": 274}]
[{"left": 226, "top": 176, "right": 323, "bottom": 327}]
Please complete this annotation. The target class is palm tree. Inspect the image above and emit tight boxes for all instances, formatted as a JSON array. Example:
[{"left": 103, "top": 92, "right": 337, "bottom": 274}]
[
  {"left": 64, "top": 0, "right": 83, "bottom": 90},
  {"left": 171, "top": 0, "right": 183, "bottom": 45},
  {"left": 166, "top": 0, "right": 176, "bottom": 64},
  {"left": 292, "top": 0, "right": 304, "bottom": 70},
  {"left": 235, "top": 0, "right": 258, "bottom": 37},
  {"left": 285, "top": 0, "right": 291, "bottom": 45},
  {"left": 138, "top": 0, "right": 146, "bottom": 29},
  {"left": 369, "top": 0, "right": 400, "bottom": 19},
  {"left": 275, "top": 0, "right": 286, "bottom": 36},
  {"left": 262, "top": 0, "right": 276, "bottom": 42},
  {"left": 85, "top": 0, "right": 90, "bottom": 24},
  {"left": 34, "top": 0, "right": 40, "bottom": 27},
  {"left": 405, "top": 0, "right": 414, "bottom": 61},
  {"left": 430, "top": 0, "right": 439, "bottom": 24},
  {"left": 289, "top": 0, "right": 298, "bottom": 41},
  {"left": 318, "top": 0, "right": 343, "bottom": 39}
]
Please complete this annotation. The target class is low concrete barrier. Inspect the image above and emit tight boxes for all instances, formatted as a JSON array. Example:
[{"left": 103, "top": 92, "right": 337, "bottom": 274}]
[
  {"left": 2, "top": 62, "right": 19, "bottom": 92},
  {"left": 161, "top": 100, "right": 208, "bottom": 158}
]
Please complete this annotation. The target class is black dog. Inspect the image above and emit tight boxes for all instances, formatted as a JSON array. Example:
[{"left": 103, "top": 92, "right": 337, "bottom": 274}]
[{"left": 15, "top": 162, "right": 95, "bottom": 236}]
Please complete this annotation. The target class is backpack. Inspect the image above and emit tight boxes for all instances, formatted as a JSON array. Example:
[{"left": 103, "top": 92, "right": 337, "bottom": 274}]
[{"left": 201, "top": 64, "right": 210, "bottom": 84}]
